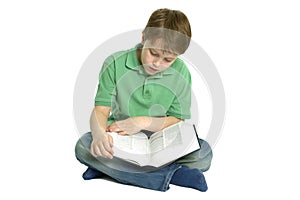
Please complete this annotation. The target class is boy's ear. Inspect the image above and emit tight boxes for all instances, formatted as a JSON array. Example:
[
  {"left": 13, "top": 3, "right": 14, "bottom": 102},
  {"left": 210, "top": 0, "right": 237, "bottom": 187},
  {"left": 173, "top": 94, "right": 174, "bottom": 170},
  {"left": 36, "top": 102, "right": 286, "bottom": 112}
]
[{"left": 141, "top": 32, "right": 145, "bottom": 44}]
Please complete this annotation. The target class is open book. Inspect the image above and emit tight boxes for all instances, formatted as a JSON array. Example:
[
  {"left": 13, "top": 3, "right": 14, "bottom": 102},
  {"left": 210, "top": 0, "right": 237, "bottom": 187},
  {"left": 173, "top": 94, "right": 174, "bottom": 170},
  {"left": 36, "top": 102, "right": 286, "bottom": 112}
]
[{"left": 109, "top": 122, "right": 200, "bottom": 167}]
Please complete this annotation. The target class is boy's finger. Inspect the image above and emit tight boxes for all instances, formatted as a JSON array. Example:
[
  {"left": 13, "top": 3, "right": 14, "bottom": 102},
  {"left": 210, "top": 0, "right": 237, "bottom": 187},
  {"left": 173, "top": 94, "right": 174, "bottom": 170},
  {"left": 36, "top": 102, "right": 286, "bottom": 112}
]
[
  {"left": 109, "top": 127, "right": 122, "bottom": 132},
  {"left": 108, "top": 135, "right": 114, "bottom": 147},
  {"left": 94, "top": 146, "right": 102, "bottom": 157},
  {"left": 102, "top": 141, "right": 114, "bottom": 159},
  {"left": 91, "top": 145, "right": 101, "bottom": 157},
  {"left": 118, "top": 131, "right": 127, "bottom": 135}
]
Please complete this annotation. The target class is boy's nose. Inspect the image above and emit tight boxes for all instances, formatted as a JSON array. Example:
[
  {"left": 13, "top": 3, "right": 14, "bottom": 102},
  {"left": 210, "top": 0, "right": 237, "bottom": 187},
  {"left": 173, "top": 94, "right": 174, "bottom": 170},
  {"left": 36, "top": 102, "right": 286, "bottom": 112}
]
[{"left": 152, "top": 58, "right": 161, "bottom": 67}]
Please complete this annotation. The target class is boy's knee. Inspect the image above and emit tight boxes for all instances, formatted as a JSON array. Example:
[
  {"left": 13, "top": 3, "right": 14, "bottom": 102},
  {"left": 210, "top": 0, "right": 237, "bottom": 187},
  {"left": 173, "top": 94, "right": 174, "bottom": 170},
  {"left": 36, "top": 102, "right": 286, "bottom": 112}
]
[
  {"left": 75, "top": 132, "right": 92, "bottom": 163},
  {"left": 199, "top": 139, "right": 213, "bottom": 160},
  {"left": 198, "top": 139, "right": 213, "bottom": 172},
  {"left": 75, "top": 139, "right": 85, "bottom": 162}
]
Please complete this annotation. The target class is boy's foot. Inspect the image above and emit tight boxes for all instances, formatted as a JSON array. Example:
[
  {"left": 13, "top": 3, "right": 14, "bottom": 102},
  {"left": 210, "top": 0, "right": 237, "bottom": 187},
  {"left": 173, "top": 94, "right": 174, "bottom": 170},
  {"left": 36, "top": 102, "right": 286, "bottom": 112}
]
[
  {"left": 170, "top": 166, "right": 208, "bottom": 192},
  {"left": 82, "top": 167, "right": 105, "bottom": 180}
]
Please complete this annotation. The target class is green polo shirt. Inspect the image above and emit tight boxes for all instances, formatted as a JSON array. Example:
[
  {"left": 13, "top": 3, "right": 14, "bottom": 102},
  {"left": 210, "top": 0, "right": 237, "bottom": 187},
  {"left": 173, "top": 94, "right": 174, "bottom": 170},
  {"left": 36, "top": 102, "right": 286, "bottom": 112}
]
[{"left": 95, "top": 44, "right": 191, "bottom": 124}]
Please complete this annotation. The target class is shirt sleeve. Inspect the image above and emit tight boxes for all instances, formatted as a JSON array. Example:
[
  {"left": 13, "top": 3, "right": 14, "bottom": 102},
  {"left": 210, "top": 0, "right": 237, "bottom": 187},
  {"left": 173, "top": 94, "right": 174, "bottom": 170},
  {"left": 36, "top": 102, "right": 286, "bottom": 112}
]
[
  {"left": 94, "top": 56, "right": 116, "bottom": 106},
  {"left": 166, "top": 69, "right": 192, "bottom": 119}
]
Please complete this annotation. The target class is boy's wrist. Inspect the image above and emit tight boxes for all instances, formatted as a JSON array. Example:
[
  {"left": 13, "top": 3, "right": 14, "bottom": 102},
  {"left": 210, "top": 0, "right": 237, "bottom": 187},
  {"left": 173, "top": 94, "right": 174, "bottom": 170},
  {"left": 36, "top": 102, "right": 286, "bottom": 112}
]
[
  {"left": 133, "top": 116, "right": 167, "bottom": 132},
  {"left": 133, "top": 116, "right": 151, "bottom": 130}
]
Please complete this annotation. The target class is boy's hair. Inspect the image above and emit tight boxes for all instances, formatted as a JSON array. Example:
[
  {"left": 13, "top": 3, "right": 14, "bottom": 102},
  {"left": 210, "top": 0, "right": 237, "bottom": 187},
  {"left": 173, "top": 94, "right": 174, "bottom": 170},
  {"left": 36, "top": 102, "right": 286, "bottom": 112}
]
[{"left": 143, "top": 8, "right": 192, "bottom": 55}]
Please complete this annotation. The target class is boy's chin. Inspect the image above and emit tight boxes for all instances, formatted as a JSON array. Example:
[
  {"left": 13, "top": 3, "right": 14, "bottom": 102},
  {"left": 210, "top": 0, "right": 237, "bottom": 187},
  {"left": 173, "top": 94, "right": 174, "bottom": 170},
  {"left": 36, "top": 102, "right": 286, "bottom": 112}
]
[
  {"left": 145, "top": 70, "right": 159, "bottom": 75},
  {"left": 144, "top": 67, "right": 160, "bottom": 75}
]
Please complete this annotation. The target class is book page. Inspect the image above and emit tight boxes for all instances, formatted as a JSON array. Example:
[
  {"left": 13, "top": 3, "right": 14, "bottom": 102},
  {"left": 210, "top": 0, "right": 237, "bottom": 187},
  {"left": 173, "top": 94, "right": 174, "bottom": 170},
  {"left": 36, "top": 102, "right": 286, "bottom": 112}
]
[
  {"left": 148, "top": 122, "right": 182, "bottom": 153},
  {"left": 149, "top": 122, "right": 200, "bottom": 167},
  {"left": 108, "top": 122, "right": 199, "bottom": 167},
  {"left": 109, "top": 132, "right": 149, "bottom": 154},
  {"left": 149, "top": 130, "right": 164, "bottom": 153},
  {"left": 132, "top": 133, "right": 149, "bottom": 154},
  {"left": 163, "top": 122, "right": 182, "bottom": 147}
]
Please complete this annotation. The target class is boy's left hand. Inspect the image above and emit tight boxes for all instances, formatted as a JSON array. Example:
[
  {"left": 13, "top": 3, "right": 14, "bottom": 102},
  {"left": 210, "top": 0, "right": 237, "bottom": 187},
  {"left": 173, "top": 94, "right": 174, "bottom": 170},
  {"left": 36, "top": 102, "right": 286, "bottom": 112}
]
[{"left": 106, "top": 117, "right": 146, "bottom": 135}]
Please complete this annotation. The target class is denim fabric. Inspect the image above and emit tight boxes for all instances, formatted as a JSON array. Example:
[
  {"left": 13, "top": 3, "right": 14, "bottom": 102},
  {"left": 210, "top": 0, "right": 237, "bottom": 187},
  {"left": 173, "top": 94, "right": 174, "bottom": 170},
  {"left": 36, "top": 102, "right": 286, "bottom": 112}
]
[
  {"left": 75, "top": 132, "right": 212, "bottom": 191},
  {"left": 175, "top": 138, "right": 213, "bottom": 172}
]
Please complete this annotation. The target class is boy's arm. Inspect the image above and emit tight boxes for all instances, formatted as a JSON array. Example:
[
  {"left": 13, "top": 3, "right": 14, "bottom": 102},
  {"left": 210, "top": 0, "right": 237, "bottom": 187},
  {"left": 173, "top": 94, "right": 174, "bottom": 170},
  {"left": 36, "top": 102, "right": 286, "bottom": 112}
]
[
  {"left": 138, "top": 116, "right": 182, "bottom": 132},
  {"left": 107, "top": 116, "right": 181, "bottom": 135},
  {"left": 90, "top": 106, "right": 114, "bottom": 158}
]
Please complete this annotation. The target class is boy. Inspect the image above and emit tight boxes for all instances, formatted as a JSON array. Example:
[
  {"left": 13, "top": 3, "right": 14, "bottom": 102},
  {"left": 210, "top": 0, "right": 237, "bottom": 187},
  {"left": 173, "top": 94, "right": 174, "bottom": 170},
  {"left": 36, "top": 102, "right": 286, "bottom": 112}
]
[{"left": 75, "top": 8, "right": 213, "bottom": 192}]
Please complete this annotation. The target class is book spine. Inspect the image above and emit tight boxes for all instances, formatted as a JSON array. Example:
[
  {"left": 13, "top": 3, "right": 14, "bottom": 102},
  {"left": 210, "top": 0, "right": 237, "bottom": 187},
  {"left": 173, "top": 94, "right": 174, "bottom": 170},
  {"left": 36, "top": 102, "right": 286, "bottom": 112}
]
[{"left": 193, "top": 124, "right": 201, "bottom": 149}]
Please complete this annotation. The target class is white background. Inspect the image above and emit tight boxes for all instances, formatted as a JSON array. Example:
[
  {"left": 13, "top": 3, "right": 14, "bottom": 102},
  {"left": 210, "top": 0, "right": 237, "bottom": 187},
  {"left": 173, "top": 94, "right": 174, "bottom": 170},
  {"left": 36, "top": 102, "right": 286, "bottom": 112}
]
[{"left": 1, "top": 0, "right": 299, "bottom": 199}]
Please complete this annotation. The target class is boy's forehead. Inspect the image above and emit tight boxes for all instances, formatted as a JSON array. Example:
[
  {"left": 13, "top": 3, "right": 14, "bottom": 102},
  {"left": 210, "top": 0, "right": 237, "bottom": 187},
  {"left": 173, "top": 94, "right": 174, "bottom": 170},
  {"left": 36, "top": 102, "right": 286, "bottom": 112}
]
[
  {"left": 143, "top": 27, "right": 191, "bottom": 55},
  {"left": 144, "top": 39, "right": 179, "bottom": 56}
]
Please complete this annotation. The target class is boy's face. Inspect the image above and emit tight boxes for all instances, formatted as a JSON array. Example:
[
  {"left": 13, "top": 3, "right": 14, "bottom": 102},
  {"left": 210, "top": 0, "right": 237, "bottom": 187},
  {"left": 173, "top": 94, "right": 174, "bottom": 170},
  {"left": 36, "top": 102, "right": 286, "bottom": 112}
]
[{"left": 141, "top": 40, "right": 178, "bottom": 75}]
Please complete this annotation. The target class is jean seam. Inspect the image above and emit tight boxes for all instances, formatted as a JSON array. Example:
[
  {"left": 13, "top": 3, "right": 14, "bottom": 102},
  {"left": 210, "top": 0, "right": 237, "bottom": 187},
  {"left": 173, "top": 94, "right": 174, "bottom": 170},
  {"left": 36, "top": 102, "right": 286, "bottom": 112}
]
[{"left": 161, "top": 164, "right": 182, "bottom": 191}]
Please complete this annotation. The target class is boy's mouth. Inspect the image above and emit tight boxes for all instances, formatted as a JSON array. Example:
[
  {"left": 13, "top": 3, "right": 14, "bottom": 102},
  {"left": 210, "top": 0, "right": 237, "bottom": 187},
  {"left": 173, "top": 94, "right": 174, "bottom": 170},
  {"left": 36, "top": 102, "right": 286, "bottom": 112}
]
[{"left": 148, "top": 66, "right": 159, "bottom": 73}]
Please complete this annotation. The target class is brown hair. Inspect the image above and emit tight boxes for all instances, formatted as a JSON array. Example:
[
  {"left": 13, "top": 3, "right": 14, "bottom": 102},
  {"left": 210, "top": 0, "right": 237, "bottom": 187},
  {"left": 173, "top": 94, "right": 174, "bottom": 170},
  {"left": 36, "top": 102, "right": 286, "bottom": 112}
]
[
  {"left": 145, "top": 8, "right": 191, "bottom": 38},
  {"left": 143, "top": 8, "right": 192, "bottom": 54}
]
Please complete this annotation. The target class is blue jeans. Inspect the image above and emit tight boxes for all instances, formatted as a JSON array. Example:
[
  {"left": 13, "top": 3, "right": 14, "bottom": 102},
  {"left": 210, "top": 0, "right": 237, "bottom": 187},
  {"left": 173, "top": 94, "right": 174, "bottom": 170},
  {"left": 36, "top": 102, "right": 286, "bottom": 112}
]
[{"left": 75, "top": 132, "right": 213, "bottom": 191}]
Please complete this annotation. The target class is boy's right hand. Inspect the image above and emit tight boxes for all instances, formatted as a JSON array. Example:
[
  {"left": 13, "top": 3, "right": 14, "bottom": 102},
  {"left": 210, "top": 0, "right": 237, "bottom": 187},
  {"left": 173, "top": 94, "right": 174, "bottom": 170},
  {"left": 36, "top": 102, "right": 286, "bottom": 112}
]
[{"left": 90, "top": 132, "right": 114, "bottom": 159}]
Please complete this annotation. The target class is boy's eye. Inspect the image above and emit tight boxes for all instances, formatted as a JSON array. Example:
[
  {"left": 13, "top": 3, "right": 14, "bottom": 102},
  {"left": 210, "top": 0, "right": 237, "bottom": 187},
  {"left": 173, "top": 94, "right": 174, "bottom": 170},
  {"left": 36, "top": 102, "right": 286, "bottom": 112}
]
[{"left": 164, "top": 59, "right": 173, "bottom": 63}]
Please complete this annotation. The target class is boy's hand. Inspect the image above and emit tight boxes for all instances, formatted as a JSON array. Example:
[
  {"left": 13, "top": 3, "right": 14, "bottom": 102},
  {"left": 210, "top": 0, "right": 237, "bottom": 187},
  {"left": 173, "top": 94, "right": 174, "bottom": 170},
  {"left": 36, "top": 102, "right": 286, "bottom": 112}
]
[
  {"left": 90, "top": 132, "right": 114, "bottom": 159},
  {"left": 107, "top": 117, "right": 147, "bottom": 135}
]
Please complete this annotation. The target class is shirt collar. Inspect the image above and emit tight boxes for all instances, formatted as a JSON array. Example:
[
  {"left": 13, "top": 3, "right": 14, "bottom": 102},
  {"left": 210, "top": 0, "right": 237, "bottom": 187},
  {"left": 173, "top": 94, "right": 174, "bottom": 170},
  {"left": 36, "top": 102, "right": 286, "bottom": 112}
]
[{"left": 125, "top": 44, "right": 143, "bottom": 73}]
